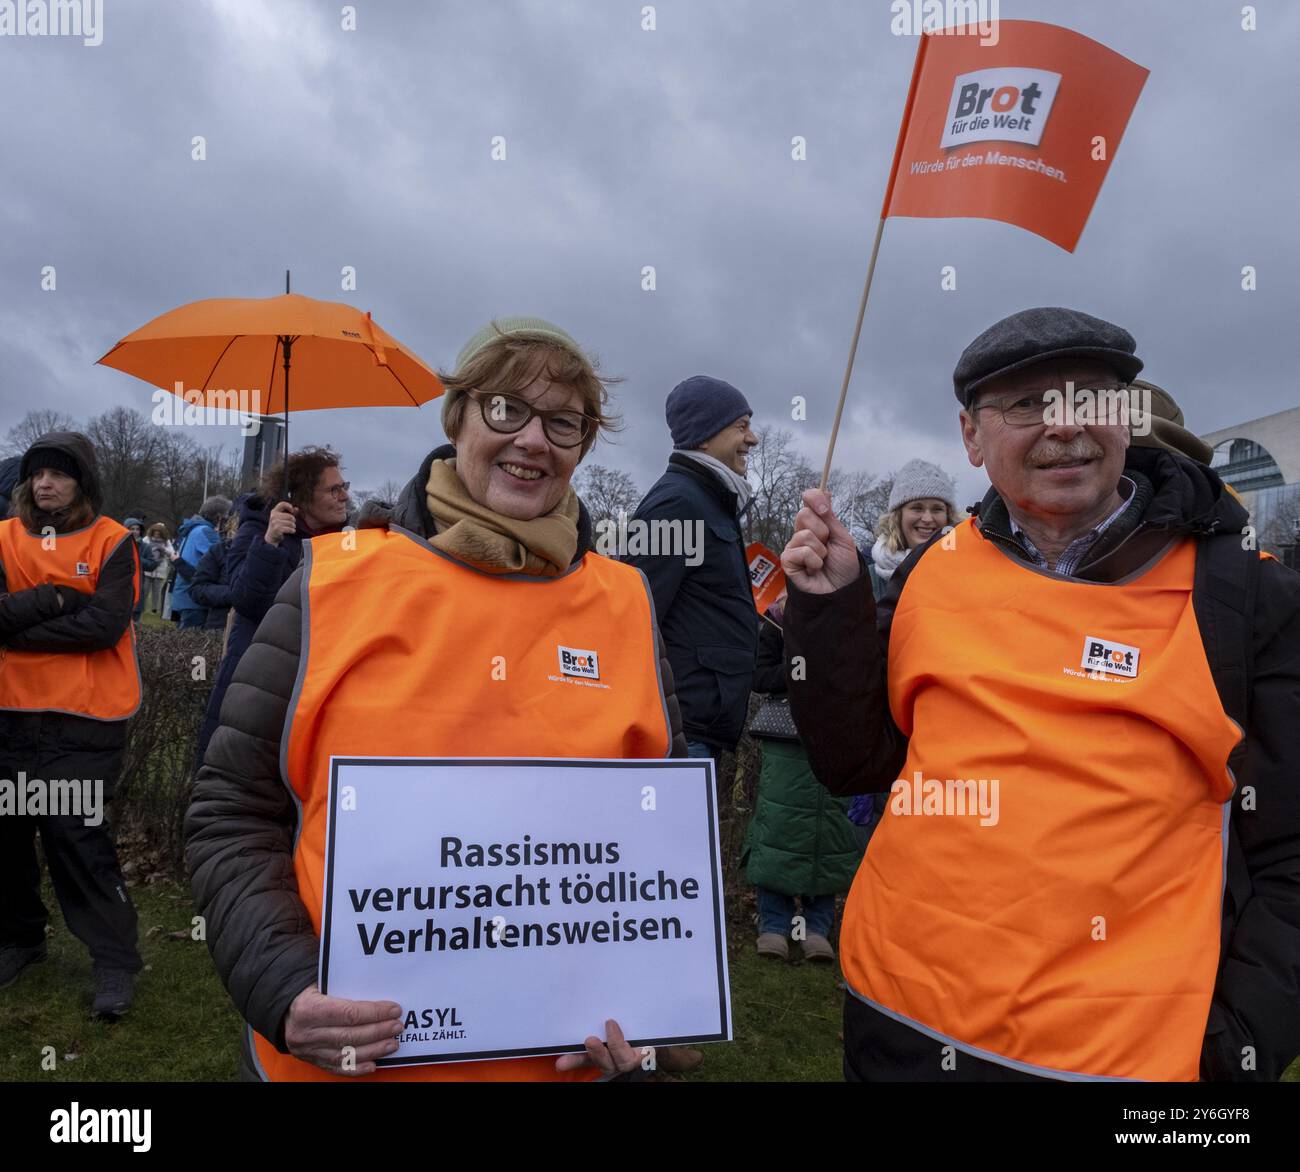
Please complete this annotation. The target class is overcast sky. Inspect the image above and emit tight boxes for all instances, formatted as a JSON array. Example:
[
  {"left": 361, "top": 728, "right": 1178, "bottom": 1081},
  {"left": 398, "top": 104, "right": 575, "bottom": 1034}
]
[{"left": 2, "top": 0, "right": 1296, "bottom": 509}]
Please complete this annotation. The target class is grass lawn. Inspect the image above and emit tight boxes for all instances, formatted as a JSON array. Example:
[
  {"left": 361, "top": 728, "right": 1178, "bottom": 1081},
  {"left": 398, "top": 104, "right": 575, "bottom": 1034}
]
[
  {"left": 684, "top": 943, "right": 844, "bottom": 1082},
  {"left": 0, "top": 877, "right": 845, "bottom": 1082},
  {"left": 0, "top": 880, "right": 241, "bottom": 1082},
  {"left": 3, "top": 877, "right": 1295, "bottom": 1083}
]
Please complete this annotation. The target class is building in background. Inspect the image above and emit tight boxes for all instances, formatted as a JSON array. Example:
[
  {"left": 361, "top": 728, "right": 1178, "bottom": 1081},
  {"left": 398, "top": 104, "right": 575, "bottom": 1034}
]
[
  {"left": 240, "top": 416, "right": 285, "bottom": 494},
  {"left": 1202, "top": 405, "right": 1300, "bottom": 568}
]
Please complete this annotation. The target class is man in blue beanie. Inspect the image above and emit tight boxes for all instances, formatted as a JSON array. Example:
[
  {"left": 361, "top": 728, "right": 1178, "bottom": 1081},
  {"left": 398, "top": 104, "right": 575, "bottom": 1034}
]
[{"left": 627, "top": 375, "right": 759, "bottom": 760}]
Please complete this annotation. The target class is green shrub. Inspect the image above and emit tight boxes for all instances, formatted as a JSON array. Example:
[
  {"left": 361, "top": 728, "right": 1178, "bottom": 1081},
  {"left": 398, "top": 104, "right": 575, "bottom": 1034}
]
[{"left": 117, "top": 623, "right": 224, "bottom": 877}]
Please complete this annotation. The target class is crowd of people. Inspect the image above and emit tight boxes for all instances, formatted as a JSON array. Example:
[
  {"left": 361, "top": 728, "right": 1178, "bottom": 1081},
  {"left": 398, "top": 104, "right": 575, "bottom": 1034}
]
[{"left": 0, "top": 307, "right": 1296, "bottom": 1084}]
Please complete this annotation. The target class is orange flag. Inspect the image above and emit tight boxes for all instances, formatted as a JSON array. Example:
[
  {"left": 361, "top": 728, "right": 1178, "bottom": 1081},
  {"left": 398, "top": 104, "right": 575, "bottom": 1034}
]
[
  {"left": 882, "top": 20, "right": 1148, "bottom": 251},
  {"left": 746, "top": 543, "right": 786, "bottom": 616}
]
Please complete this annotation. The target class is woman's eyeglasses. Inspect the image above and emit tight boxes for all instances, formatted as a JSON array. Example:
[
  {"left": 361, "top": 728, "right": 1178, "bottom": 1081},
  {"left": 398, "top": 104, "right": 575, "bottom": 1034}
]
[
  {"left": 470, "top": 391, "right": 591, "bottom": 449},
  {"left": 323, "top": 481, "right": 350, "bottom": 500}
]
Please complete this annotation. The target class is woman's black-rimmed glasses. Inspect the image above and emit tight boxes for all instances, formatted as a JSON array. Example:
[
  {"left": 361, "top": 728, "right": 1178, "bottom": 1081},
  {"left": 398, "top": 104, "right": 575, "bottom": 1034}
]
[{"left": 469, "top": 391, "right": 591, "bottom": 448}]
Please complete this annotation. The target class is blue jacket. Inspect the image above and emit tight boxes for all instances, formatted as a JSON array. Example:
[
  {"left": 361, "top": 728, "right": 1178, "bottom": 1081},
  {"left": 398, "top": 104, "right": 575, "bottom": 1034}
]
[
  {"left": 172, "top": 516, "right": 219, "bottom": 612},
  {"left": 625, "top": 453, "right": 759, "bottom": 751}
]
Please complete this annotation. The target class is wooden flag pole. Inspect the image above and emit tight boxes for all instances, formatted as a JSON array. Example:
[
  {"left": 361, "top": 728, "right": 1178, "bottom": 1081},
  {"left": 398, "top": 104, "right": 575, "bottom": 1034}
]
[
  {"left": 819, "top": 215, "right": 886, "bottom": 491},
  {"left": 818, "top": 30, "right": 929, "bottom": 492}
]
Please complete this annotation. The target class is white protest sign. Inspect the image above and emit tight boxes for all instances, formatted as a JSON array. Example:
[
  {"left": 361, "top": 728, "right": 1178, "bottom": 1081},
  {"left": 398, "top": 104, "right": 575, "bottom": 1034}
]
[{"left": 319, "top": 757, "right": 731, "bottom": 1066}]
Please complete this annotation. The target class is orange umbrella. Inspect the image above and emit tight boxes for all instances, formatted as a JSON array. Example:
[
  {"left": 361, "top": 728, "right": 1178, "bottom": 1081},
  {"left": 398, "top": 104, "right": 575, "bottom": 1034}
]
[{"left": 97, "top": 285, "right": 443, "bottom": 487}]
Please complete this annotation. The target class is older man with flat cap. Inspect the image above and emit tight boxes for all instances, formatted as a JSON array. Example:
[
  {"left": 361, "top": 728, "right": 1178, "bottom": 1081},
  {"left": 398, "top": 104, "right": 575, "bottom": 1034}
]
[{"left": 781, "top": 306, "right": 1300, "bottom": 1082}]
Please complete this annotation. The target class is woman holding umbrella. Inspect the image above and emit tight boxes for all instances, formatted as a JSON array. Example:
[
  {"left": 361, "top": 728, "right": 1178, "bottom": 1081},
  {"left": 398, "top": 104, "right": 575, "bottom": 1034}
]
[{"left": 186, "top": 318, "right": 688, "bottom": 1082}]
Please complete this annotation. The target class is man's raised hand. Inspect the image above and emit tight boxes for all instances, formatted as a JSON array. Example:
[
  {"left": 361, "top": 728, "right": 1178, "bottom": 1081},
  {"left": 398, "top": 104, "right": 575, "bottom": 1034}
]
[{"left": 781, "top": 489, "right": 861, "bottom": 595}]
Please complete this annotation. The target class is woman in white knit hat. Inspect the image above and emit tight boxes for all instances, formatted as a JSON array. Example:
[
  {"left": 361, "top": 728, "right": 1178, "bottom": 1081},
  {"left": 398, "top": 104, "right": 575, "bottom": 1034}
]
[
  {"left": 849, "top": 459, "right": 963, "bottom": 837},
  {"left": 868, "top": 459, "right": 961, "bottom": 599}
]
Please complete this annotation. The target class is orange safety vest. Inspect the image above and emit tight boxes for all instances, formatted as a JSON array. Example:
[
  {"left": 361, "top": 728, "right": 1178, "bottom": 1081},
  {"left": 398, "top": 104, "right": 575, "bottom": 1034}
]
[
  {"left": 0, "top": 515, "right": 140, "bottom": 720},
  {"left": 840, "top": 519, "right": 1241, "bottom": 1081},
  {"left": 251, "top": 526, "right": 673, "bottom": 1082}
]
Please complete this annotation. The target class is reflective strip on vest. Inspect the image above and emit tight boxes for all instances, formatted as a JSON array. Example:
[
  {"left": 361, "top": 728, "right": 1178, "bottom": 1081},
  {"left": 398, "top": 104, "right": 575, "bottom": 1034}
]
[
  {"left": 0, "top": 515, "right": 141, "bottom": 720},
  {"left": 254, "top": 526, "right": 673, "bottom": 1082},
  {"left": 839, "top": 518, "right": 1240, "bottom": 1081}
]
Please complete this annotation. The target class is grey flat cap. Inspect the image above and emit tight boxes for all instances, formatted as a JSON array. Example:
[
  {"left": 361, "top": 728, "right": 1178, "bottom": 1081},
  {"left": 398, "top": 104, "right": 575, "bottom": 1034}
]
[{"left": 953, "top": 307, "right": 1144, "bottom": 406}]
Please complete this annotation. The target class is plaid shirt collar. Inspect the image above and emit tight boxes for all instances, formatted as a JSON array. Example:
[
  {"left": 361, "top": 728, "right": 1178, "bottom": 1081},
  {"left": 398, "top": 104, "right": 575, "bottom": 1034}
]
[{"left": 1008, "top": 476, "right": 1136, "bottom": 577}]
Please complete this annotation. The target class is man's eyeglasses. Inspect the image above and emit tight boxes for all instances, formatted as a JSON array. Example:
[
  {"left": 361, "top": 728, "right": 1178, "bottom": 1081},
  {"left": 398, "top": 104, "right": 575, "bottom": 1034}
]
[
  {"left": 969, "top": 385, "right": 1126, "bottom": 428},
  {"left": 470, "top": 391, "right": 591, "bottom": 448}
]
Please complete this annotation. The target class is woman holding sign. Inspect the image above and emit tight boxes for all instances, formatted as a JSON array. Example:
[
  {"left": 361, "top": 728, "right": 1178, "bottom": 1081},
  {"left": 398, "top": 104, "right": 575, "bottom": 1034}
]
[{"left": 186, "top": 318, "right": 688, "bottom": 1082}]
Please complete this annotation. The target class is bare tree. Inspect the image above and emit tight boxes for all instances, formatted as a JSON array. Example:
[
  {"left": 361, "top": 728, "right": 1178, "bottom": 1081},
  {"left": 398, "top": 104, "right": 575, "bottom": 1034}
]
[
  {"left": 150, "top": 430, "right": 205, "bottom": 525},
  {"left": 742, "top": 426, "right": 819, "bottom": 551},
  {"left": 86, "top": 406, "right": 161, "bottom": 521},
  {"left": 207, "top": 447, "right": 245, "bottom": 505},
  {"left": 352, "top": 478, "right": 405, "bottom": 511},
  {"left": 572, "top": 464, "right": 640, "bottom": 527},
  {"left": 1259, "top": 492, "right": 1300, "bottom": 560},
  {"left": 741, "top": 428, "right": 911, "bottom": 555},
  {"left": 3, "top": 409, "right": 80, "bottom": 457},
  {"left": 828, "top": 468, "right": 894, "bottom": 550},
  {"left": 3, "top": 402, "right": 248, "bottom": 527}
]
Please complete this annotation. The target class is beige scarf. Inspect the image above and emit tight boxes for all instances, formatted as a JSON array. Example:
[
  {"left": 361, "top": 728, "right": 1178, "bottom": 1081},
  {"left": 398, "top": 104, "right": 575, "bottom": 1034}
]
[{"left": 423, "top": 458, "right": 579, "bottom": 576}]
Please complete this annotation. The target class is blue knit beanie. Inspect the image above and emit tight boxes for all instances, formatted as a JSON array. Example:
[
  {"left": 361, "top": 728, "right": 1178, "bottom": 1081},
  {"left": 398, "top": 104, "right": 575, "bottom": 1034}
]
[{"left": 666, "top": 375, "right": 753, "bottom": 449}]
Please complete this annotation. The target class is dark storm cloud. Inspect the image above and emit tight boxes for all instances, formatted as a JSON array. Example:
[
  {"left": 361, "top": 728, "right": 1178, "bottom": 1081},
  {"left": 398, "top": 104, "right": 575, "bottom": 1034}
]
[{"left": 1, "top": 0, "right": 1295, "bottom": 508}]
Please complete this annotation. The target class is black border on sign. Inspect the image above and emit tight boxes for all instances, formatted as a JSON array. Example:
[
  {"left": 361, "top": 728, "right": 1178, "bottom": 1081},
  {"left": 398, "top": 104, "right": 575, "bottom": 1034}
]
[{"left": 318, "top": 756, "right": 730, "bottom": 1065}]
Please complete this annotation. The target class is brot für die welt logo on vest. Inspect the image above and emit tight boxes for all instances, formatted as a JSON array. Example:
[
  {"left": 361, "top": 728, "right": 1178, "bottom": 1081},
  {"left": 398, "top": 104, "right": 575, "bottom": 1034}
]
[
  {"left": 940, "top": 67, "right": 1061, "bottom": 149},
  {"left": 1080, "top": 635, "right": 1140, "bottom": 679},
  {"left": 558, "top": 646, "right": 600, "bottom": 680}
]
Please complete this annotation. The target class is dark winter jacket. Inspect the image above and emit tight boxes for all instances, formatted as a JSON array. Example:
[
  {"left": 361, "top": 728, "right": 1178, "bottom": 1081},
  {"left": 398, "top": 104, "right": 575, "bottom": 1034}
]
[
  {"left": 187, "top": 538, "right": 238, "bottom": 766},
  {"left": 134, "top": 536, "right": 160, "bottom": 574},
  {"left": 0, "top": 454, "right": 21, "bottom": 518},
  {"left": 184, "top": 445, "right": 687, "bottom": 1064},
  {"left": 189, "top": 540, "right": 233, "bottom": 631},
  {"left": 626, "top": 453, "right": 759, "bottom": 751},
  {"left": 0, "top": 432, "right": 136, "bottom": 762},
  {"left": 751, "top": 614, "right": 788, "bottom": 695},
  {"left": 127, "top": 534, "right": 155, "bottom": 621},
  {"left": 0, "top": 432, "right": 134, "bottom": 657},
  {"left": 192, "top": 494, "right": 338, "bottom": 771},
  {"left": 225, "top": 493, "right": 328, "bottom": 664},
  {"left": 785, "top": 445, "right": 1300, "bottom": 1082}
]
